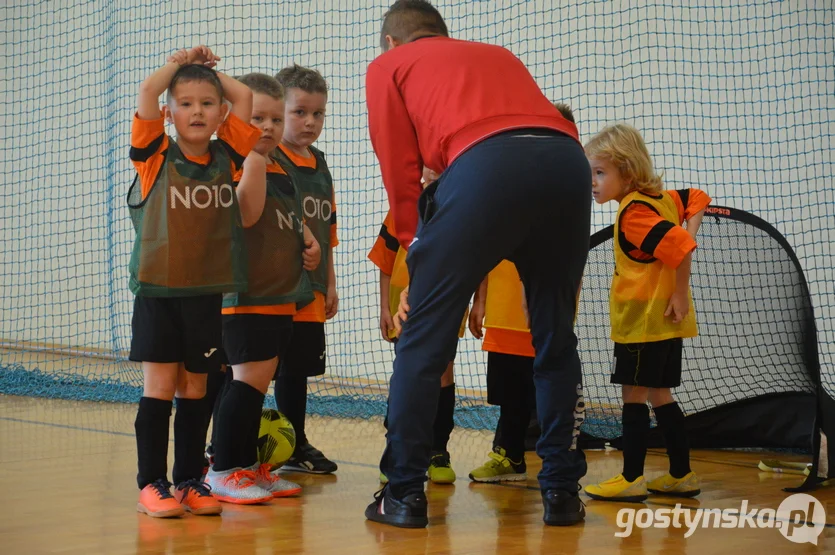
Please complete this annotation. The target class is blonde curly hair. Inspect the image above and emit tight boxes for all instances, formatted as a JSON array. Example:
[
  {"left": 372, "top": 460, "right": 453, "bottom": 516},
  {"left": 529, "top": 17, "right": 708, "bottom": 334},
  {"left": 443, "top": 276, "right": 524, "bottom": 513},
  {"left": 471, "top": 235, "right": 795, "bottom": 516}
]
[{"left": 585, "top": 124, "right": 663, "bottom": 195}]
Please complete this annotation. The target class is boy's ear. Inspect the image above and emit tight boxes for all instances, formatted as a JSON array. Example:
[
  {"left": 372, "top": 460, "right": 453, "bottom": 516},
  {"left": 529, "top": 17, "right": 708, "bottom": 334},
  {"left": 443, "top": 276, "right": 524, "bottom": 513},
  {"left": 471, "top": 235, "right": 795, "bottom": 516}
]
[
  {"left": 161, "top": 104, "right": 174, "bottom": 124},
  {"left": 220, "top": 101, "right": 230, "bottom": 120}
]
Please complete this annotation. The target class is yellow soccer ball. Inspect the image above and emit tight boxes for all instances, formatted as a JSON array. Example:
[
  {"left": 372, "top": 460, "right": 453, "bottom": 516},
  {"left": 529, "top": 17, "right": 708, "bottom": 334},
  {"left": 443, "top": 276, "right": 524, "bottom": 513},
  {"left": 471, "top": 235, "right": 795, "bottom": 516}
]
[{"left": 257, "top": 408, "right": 296, "bottom": 467}]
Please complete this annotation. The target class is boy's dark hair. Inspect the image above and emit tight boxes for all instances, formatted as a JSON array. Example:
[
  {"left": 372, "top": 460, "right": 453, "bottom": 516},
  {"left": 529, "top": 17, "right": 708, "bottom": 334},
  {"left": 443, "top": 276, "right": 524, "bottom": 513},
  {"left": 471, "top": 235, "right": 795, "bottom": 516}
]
[
  {"left": 553, "top": 102, "right": 575, "bottom": 124},
  {"left": 238, "top": 72, "right": 285, "bottom": 100},
  {"left": 380, "top": 0, "right": 448, "bottom": 50},
  {"left": 275, "top": 64, "right": 328, "bottom": 97},
  {"left": 168, "top": 64, "right": 223, "bottom": 100}
]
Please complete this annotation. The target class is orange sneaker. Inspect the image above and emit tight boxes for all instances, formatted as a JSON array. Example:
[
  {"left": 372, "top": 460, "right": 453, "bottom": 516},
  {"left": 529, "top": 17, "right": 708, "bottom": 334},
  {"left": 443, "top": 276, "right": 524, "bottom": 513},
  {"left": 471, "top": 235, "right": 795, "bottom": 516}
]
[
  {"left": 137, "top": 479, "right": 186, "bottom": 518},
  {"left": 253, "top": 463, "right": 302, "bottom": 498},
  {"left": 175, "top": 479, "right": 223, "bottom": 515}
]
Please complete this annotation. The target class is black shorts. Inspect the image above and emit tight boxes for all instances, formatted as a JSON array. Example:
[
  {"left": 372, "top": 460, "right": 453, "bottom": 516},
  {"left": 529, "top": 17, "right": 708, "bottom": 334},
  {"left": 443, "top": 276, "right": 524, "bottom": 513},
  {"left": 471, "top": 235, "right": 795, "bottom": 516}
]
[
  {"left": 129, "top": 294, "right": 223, "bottom": 374},
  {"left": 277, "top": 321, "right": 326, "bottom": 378},
  {"left": 222, "top": 314, "right": 293, "bottom": 366},
  {"left": 486, "top": 351, "right": 534, "bottom": 406},
  {"left": 611, "top": 338, "right": 683, "bottom": 388}
]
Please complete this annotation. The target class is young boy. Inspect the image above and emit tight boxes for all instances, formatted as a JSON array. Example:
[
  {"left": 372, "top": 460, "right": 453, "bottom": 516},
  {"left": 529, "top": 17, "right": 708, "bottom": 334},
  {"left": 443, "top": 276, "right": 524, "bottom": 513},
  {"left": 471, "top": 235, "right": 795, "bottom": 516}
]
[
  {"left": 204, "top": 73, "right": 321, "bottom": 503},
  {"left": 128, "top": 46, "right": 263, "bottom": 517},
  {"left": 368, "top": 167, "right": 458, "bottom": 484},
  {"left": 467, "top": 103, "right": 575, "bottom": 484},
  {"left": 272, "top": 64, "right": 339, "bottom": 473},
  {"left": 582, "top": 123, "right": 710, "bottom": 502},
  {"left": 468, "top": 260, "right": 534, "bottom": 482}
]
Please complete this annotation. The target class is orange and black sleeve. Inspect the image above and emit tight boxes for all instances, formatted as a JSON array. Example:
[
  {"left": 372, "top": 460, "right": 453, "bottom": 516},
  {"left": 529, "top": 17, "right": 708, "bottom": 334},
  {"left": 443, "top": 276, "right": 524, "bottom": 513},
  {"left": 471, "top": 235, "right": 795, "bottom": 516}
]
[
  {"left": 129, "top": 112, "right": 169, "bottom": 200},
  {"left": 621, "top": 203, "right": 697, "bottom": 269},
  {"left": 671, "top": 188, "right": 713, "bottom": 221},
  {"left": 368, "top": 211, "right": 398, "bottom": 275},
  {"left": 216, "top": 113, "right": 262, "bottom": 175}
]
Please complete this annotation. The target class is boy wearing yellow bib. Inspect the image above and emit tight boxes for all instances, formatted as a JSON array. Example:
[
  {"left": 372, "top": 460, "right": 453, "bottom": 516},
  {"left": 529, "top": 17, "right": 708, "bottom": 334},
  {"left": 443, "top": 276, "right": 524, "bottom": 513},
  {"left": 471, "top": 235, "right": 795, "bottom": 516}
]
[
  {"left": 468, "top": 260, "right": 535, "bottom": 482},
  {"left": 583, "top": 124, "right": 710, "bottom": 502}
]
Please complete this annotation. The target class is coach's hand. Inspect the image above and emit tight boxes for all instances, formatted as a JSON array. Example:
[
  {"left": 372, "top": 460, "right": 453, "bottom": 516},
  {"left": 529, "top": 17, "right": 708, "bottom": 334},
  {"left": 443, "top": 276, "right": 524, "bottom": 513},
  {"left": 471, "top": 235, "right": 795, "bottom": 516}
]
[{"left": 393, "top": 286, "right": 410, "bottom": 336}]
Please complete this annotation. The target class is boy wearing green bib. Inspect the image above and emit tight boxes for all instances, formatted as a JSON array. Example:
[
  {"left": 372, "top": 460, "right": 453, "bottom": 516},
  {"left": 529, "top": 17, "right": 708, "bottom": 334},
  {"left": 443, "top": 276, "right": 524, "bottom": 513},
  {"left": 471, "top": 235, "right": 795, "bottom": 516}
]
[
  {"left": 272, "top": 64, "right": 340, "bottom": 474},
  {"left": 128, "top": 46, "right": 264, "bottom": 518},
  {"left": 206, "top": 73, "right": 321, "bottom": 503}
]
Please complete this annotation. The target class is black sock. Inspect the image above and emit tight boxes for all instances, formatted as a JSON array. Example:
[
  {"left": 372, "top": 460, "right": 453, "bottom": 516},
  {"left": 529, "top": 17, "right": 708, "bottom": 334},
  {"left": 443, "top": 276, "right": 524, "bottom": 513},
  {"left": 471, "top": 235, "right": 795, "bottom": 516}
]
[
  {"left": 204, "top": 368, "right": 226, "bottom": 435},
  {"left": 212, "top": 380, "right": 265, "bottom": 472},
  {"left": 135, "top": 397, "right": 172, "bottom": 489},
  {"left": 209, "top": 369, "right": 233, "bottom": 449},
  {"left": 242, "top": 389, "right": 265, "bottom": 469},
  {"left": 496, "top": 401, "right": 530, "bottom": 463},
  {"left": 492, "top": 358, "right": 533, "bottom": 463},
  {"left": 276, "top": 375, "right": 308, "bottom": 447},
  {"left": 621, "top": 403, "right": 650, "bottom": 482},
  {"left": 173, "top": 397, "right": 209, "bottom": 485},
  {"left": 654, "top": 402, "right": 691, "bottom": 478},
  {"left": 432, "top": 384, "right": 455, "bottom": 453}
]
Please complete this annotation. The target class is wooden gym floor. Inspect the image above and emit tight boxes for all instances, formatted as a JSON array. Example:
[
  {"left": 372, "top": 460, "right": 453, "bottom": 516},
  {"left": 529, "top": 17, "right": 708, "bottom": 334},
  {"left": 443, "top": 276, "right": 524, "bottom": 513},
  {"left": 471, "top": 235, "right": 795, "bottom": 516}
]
[{"left": 0, "top": 394, "right": 833, "bottom": 554}]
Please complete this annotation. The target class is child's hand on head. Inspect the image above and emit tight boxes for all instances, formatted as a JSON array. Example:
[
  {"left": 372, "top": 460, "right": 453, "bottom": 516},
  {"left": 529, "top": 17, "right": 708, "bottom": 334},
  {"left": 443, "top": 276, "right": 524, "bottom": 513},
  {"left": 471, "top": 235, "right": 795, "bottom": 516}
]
[
  {"left": 167, "top": 49, "right": 189, "bottom": 66},
  {"left": 186, "top": 45, "right": 220, "bottom": 68}
]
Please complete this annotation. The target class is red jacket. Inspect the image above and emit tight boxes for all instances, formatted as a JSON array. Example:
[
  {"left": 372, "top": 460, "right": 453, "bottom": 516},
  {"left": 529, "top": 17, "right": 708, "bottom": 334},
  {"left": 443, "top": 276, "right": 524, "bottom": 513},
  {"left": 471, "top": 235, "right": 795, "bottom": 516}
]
[{"left": 366, "top": 36, "right": 579, "bottom": 246}]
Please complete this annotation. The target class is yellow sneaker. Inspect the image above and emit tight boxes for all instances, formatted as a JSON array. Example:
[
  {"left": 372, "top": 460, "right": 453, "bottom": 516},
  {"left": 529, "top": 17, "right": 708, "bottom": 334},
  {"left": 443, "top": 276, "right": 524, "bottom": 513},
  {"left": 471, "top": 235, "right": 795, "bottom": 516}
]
[
  {"left": 647, "top": 472, "right": 701, "bottom": 498},
  {"left": 468, "top": 447, "right": 527, "bottom": 483},
  {"left": 584, "top": 474, "right": 647, "bottom": 502},
  {"left": 427, "top": 452, "right": 456, "bottom": 484}
]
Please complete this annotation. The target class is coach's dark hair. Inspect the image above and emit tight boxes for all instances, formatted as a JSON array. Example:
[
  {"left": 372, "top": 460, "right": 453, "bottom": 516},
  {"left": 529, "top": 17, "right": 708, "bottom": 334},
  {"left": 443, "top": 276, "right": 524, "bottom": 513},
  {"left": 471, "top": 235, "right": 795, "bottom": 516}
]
[
  {"left": 275, "top": 64, "right": 328, "bottom": 97},
  {"left": 553, "top": 102, "right": 576, "bottom": 124},
  {"left": 238, "top": 72, "right": 285, "bottom": 100},
  {"left": 168, "top": 64, "right": 224, "bottom": 100},
  {"left": 380, "top": 0, "right": 448, "bottom": 50}
]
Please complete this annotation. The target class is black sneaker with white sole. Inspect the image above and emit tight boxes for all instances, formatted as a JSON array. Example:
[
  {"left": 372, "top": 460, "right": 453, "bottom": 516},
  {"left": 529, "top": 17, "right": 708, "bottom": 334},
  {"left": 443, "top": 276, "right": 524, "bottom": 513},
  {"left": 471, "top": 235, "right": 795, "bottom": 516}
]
[
  {"left": 542, "top": 488, "right": 585, "bottom": 526},
  {"left": 364, "top": 485, "right": 428, "bottom": 528},
  {"left": 282, "top": 443, "right": 338, "bottom": 474}
]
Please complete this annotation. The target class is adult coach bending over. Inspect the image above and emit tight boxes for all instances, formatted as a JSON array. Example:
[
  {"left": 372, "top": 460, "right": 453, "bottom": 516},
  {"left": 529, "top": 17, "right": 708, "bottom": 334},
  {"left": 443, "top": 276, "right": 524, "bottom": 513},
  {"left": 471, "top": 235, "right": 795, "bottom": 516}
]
[{"left": 365, "top": 1, "right": 590, "bottom": 528}]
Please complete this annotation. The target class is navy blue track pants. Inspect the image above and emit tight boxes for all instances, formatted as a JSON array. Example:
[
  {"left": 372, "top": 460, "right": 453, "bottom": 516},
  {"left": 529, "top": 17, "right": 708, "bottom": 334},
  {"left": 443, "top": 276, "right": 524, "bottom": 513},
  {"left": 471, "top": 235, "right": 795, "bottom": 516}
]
[{"left": 380, "top": 130, "right": 591, "bottom": 494}]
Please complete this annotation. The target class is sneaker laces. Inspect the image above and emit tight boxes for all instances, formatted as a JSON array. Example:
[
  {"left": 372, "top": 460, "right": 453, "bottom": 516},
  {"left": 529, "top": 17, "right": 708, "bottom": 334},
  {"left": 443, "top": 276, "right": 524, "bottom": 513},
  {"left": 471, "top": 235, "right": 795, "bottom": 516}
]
[
  {"left": 149, "top": 479, "right": 175, "bottom": 500},
  {"left": 177, "top": 478, "right": 213, "bottom": 497},
  {"left": 256, "top": 463, "right": 279, "bottom": 484},
  {"left": 223, "top": 469, "right": 259, "bottom": 488},
  {"left": 372, "top": 484, "right": 389, "bottom": 502}
]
